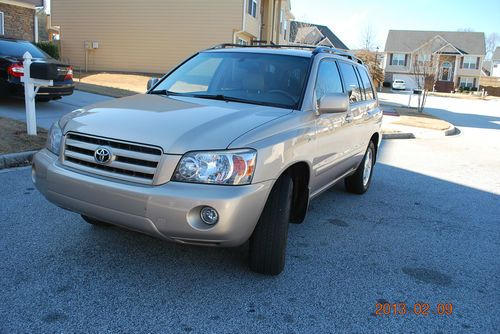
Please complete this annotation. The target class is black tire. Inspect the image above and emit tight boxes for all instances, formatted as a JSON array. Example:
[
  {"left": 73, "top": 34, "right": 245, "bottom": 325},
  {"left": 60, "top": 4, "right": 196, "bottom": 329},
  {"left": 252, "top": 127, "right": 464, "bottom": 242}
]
[
  {"left": 81, "top": 215, "right": 111, "bottom": 227},
  {"left": 249, "top": 174, "right": 293, "bottom": 275},
  {"left": 345, "top": 141, "right": 376, "bottom": 194}
]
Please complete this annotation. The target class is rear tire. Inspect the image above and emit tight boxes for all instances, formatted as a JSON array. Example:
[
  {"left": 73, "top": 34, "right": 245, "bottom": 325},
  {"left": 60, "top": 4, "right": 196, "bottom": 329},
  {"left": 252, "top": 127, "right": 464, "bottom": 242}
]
[
  {"left": 345, "top": 141, "right": 375, "bottom": 194},
  {"left": 81, "top": 215, "right": 111, "bottom": 227},
  {"left": 249, "top": 174, "right": 293, "bottom": 275}
]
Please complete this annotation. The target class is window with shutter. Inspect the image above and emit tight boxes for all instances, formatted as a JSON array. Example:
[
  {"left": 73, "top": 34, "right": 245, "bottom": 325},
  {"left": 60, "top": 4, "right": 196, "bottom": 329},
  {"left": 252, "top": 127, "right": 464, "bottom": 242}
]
[{"left": 463, "top": 56, "right": 476, "bottom": 69}]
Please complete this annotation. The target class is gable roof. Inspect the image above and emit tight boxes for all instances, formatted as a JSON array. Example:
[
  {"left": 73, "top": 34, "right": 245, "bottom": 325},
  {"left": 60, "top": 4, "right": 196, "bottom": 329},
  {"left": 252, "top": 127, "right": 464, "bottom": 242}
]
[
  {"left": 493, "top": 47, "right": 500, "bottom": 60},
  {"left": 384, "top": 30, "right": 485, "bottom": 55},
  {"left": 289, "top": 21, "right": 348, "bottom": 50}
]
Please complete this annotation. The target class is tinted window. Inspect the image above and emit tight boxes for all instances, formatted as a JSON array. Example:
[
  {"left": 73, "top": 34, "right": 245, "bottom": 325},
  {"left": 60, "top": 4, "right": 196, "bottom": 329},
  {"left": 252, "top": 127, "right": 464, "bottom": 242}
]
[
  {"left": 315, "top": 60, "right": 343, "bottom": 102},
  {"left": 0, "top": 40, "right": 49, "bottom": 58},
  {"left": 357, "top": 67, "right": 374, "bottom": 100},
  {"left": 338, "top": 62, "right": 362, "bottom": 103},
  {"left": 154, "top": 52, "right": 311, "bottom": 109}
]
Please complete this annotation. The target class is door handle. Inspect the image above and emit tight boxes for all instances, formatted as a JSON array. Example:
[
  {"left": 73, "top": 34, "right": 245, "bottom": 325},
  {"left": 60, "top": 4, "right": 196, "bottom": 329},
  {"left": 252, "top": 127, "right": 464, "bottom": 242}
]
[{"left": 345, "top": 113, "right": 354, "bottom": 123}]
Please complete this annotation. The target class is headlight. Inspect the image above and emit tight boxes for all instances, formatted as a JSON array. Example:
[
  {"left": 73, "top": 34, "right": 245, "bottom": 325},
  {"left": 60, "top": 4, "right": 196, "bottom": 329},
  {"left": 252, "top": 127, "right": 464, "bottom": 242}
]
[
  {"left": 172, "top": 149, "right": 257, "bottom": 185},
  {"left": 46, "top": 121, "right": 62, "bottom": 155}
]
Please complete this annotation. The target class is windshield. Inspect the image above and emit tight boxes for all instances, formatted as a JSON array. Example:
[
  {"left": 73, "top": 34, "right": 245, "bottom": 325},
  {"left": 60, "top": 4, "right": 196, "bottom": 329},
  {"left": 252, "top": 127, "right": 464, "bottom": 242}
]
[
  {"left": 152, "top": 52, "right": 311, "bottom": 109},
  {"left": 0, "top": 40, "right": 49, "bottom": 58}
]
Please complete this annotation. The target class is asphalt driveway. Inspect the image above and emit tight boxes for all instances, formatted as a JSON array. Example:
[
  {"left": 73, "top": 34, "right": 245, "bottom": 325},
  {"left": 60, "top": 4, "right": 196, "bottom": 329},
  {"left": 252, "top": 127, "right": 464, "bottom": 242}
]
[{"left": 0, "top": 94, "right": 499, "bottom": 333}]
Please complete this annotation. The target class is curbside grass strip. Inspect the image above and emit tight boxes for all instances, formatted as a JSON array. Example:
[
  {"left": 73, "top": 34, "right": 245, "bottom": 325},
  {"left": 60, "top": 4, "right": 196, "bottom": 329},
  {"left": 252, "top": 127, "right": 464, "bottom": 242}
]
[{"left": 0, "top": 150, "right": 38, "bottom": 170}]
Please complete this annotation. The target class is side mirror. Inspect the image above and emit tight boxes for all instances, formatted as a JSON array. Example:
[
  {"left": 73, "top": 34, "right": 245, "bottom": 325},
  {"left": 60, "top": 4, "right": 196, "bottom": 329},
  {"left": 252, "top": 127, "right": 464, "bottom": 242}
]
[
  {"left": 318, "top": 93, "right": 349, "bottom": 114},
  {"left": 147, "top": 77, "right": 159, "bottom": 90}
]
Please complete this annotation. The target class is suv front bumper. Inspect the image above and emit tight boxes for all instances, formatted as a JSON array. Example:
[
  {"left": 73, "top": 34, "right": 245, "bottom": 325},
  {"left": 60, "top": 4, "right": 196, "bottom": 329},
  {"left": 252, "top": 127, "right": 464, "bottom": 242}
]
[{"left": 32, "top": 149, "right": 273, "bottom": 247}]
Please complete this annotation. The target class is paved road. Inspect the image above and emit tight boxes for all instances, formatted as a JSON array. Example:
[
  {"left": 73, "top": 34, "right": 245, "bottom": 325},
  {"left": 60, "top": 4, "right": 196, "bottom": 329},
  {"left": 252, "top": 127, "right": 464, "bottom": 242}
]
[
  {"left": 1, "top": 94, "right": 499, "bottom": 333},
  {"left": 0, "top": 91, "right": 112, "bottom": 129}
]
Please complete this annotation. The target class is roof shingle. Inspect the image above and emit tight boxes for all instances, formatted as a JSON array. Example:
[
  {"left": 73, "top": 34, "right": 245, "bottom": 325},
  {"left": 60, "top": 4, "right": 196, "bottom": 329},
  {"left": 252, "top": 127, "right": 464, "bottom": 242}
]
[
  {"left": 493, "top": 47, "right": 500, "bottom": 60},
  {"left": 384, "top": 30, "right": 485, "bottom": 55},
  {"left": 290, "top": 21, "right": 348, "bottom": 50}
]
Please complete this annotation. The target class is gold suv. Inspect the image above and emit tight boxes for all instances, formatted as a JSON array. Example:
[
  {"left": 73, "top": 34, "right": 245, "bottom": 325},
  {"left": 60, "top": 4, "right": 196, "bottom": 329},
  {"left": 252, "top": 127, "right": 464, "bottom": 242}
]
[{"left": 33, "top": 45, "right": 382, "bottom": 275}]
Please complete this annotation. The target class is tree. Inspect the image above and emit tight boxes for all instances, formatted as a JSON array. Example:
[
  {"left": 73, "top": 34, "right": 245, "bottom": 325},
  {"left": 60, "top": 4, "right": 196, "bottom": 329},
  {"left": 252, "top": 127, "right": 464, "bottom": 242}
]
[
  {"left": 355, "top": 50, "right": 384, "bottom": 88},
  {"left": 486, "top": 33, "right": 500, "bottom": 59},
  {"left": 360, "top": 25, "right": 376, "bottom": 51},
  {"left": 410, "top": 40, "right": 441, "bottom": 112}
]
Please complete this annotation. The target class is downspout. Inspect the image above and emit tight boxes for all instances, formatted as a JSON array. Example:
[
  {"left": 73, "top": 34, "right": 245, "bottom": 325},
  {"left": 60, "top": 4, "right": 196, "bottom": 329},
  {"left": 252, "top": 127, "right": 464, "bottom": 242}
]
[
  {"left": 34, "top": 13, "right": 39, "bottom": 42},
  {"left": 233, "top": 0, "right": 247, "bottom": 43},
  {"left": 270, "top": 0, "right": 276, "bottom": 44}
]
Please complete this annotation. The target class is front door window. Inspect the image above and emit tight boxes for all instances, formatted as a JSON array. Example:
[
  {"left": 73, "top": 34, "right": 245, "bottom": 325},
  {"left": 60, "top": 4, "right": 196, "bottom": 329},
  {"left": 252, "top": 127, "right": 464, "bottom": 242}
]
[{"left": 440, "top": 62, "right": 452, "bottom": 81}]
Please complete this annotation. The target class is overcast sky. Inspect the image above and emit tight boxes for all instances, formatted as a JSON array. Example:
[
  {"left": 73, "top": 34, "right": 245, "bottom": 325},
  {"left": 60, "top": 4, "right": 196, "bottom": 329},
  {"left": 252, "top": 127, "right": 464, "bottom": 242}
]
[{"left": 290, "top": 0, "right": 500, "bottom": 50}]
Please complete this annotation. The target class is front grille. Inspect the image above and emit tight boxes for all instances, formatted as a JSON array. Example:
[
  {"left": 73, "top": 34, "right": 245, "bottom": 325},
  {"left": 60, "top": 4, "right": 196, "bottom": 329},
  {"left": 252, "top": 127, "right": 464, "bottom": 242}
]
[{"left": 63, "top": 133, "right": 163, "bottom": 184}]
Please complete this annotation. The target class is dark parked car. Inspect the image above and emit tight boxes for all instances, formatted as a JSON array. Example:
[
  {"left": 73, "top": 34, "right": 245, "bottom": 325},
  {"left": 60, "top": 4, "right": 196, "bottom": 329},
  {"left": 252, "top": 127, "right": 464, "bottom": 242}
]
[{"left": 0, "top": 38, "right": 74, "bottom": 102}]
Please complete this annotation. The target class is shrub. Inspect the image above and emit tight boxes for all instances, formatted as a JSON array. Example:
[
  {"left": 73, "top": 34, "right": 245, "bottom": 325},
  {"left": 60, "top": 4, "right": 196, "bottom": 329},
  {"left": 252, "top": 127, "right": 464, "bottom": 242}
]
[
  {"left": 35, "top": 41, "right": 59, "bottom": 60},
  {"left": 471, "top": 87, "right": 478, "bottom": 92}
]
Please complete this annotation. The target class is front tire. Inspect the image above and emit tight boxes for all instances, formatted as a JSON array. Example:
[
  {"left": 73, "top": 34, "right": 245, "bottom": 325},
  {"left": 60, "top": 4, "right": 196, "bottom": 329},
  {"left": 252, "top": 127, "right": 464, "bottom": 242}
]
[
  {"left": 345, "top": 141, "right": 375, "bottom": 194},
  {"left": 249, "top": 174, "right": 293, "bottom": 275}
]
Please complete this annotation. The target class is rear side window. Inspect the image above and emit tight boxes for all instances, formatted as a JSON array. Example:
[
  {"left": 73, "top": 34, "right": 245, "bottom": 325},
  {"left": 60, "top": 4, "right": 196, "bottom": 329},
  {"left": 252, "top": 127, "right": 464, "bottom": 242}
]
[
  {"left": 338, "top": 62, "right": 362, "bottom": 103},
  {"left": 357, "top": 67, "right": 375, "bottom": 100},
  {"left": 0, "top": 40, "right": 48, "bottom": 58},
  {"left": 315, "top": 60, "right": 343, "bottom": 102}
]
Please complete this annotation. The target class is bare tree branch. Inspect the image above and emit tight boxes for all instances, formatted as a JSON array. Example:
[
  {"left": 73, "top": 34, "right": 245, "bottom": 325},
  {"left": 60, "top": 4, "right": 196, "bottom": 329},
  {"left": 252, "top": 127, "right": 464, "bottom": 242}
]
[
  {"left": 360, "top": 25, "right": 376, "bottom": 51},
  {"left": 486, "top": 33, "right": 500, "bottom": 59}
]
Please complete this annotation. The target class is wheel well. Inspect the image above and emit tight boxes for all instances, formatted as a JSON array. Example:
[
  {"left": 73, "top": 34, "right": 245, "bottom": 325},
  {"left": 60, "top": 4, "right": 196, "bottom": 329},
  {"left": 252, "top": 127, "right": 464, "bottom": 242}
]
[
  {"left": 370, "top": 133, "right": 380, "bottom": 162},
  {"left": 284, "top": 162, "right": 310, "bottom": 224}
]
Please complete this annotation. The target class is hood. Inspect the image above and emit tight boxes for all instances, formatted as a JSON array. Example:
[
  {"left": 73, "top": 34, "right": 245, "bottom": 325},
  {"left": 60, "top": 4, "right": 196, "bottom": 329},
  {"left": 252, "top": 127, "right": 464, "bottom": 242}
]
[{"left": 62, "top": 94, "right": 292, "bottom": 154}]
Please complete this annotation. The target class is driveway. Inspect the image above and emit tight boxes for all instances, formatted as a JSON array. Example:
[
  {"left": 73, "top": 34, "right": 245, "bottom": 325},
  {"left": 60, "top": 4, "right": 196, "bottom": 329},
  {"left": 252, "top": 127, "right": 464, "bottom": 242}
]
[
  {"left": 0, "top": 94, "right": 499, "bottom": 333},
  {"left": 0, "top": 91, "right": 112, "bottom": 129}
]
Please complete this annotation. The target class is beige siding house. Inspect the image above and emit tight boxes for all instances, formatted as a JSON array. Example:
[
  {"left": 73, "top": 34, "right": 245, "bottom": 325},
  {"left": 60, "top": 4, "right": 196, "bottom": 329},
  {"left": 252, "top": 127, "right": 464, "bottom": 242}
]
[
  {"left": 51, "top": 0, "right": 293, "bottom": 74},
  {"left": 383, "top": 30, "right": 486, "bottom": 92}
]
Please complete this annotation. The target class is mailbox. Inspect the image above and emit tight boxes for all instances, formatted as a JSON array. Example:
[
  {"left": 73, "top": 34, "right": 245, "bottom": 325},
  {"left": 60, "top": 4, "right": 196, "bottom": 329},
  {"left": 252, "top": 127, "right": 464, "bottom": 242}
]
[{"left": 30, "top": 62, "right": 70, "bottom": 81}]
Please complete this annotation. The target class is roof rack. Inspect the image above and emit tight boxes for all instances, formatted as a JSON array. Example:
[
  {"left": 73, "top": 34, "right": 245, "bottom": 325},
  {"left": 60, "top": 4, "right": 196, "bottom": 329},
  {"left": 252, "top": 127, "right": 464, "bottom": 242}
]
[{"left": 206, "top": 43, "right": 364, "bottom": 65}]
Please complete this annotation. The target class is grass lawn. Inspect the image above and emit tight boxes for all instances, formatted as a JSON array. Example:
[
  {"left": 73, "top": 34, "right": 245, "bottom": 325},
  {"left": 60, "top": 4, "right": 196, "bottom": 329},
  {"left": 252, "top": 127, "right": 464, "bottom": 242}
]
[
  {"left": 0, "top": 117, "right": 47, "bottom": 154},
  {"left": 392, "top": 107, "right": 452, "bottom": 131},
  {"left": 73, "top": 72, "right": 152, "bottom": 98}
]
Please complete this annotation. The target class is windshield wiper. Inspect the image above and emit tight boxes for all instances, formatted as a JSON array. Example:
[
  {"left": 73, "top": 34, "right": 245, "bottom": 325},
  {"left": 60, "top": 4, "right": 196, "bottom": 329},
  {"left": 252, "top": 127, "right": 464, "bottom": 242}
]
[
  {"left": 189, "top": 94, "right": 256, "bottom": 104},
  {"left": 149, "top": 89, "right": 181, "bottom": 96}
]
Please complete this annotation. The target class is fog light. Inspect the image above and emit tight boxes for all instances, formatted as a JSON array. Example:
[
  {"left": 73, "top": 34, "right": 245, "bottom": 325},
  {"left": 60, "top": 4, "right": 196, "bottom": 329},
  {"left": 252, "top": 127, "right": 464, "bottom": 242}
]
[{"left": 200, "top": 206, "right": 219, "bottom": 225}]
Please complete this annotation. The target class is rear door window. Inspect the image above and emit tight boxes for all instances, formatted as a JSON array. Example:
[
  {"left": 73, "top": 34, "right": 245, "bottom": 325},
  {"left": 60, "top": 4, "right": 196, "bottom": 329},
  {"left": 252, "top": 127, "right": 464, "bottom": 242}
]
[
  {"left": 338, "top": 62, "right": 363, "bottom": 103},
  {"left": 357, "top": 67, "right": 375, "bottom": 100}
]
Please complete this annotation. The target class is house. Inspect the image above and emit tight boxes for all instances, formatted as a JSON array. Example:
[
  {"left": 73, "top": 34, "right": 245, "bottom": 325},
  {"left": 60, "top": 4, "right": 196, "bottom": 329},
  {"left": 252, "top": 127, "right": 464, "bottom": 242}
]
[
  {"left": 51, "top": 0, "right": 293, "bottom": 74},
  {"left": 383, "top": 30, "right": 486, "bottom": 92},
  {"left": 491, "top": 47, "right": 500, "bottom": 77},
  {"left": 289, "top": 21, "right": 348, "bottom": 49},
  {"left": 0, "top": 0, "right": 43, "bottom": 41}
]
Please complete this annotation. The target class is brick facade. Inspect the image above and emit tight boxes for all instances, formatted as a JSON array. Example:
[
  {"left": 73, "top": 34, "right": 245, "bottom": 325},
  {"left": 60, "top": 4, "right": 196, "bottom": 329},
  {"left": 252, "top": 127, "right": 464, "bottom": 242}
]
[{"left": 0, "top": 3, "right": 35, "bottom": 41}]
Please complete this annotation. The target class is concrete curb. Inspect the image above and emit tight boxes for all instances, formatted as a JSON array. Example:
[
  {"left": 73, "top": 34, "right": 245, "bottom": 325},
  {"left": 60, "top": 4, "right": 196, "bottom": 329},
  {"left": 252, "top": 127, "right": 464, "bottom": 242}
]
[
  {"left": 0, "top": 150, "right": 38, "bottom": 170},
  {"left": 382, "top": 132, "right": 415, "bottom": 139},
  {"left": 444, "top": 125, "right": 459, "bottom": 136},
  {"left": 382, "top": 125, "right": 459, "bottom": 140}
]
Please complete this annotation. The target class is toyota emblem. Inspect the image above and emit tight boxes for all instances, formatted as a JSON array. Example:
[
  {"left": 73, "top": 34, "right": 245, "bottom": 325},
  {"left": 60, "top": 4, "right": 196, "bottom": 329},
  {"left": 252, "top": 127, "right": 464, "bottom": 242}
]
[{"left": 94, "top": 147, "right": 112, "bottom": 164}]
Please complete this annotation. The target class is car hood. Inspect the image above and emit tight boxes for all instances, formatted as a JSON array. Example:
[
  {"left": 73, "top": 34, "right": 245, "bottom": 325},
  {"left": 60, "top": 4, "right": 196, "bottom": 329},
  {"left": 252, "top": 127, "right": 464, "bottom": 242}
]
[{"left": 62, "top": 94, "right": 292, "bottom": 154}]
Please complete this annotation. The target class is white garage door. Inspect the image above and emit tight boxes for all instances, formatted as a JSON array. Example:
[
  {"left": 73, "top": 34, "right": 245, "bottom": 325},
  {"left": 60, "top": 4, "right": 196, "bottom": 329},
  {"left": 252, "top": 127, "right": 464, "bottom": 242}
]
[{"left": 393, "top": 74, "right": 423, "bottom": 90}]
